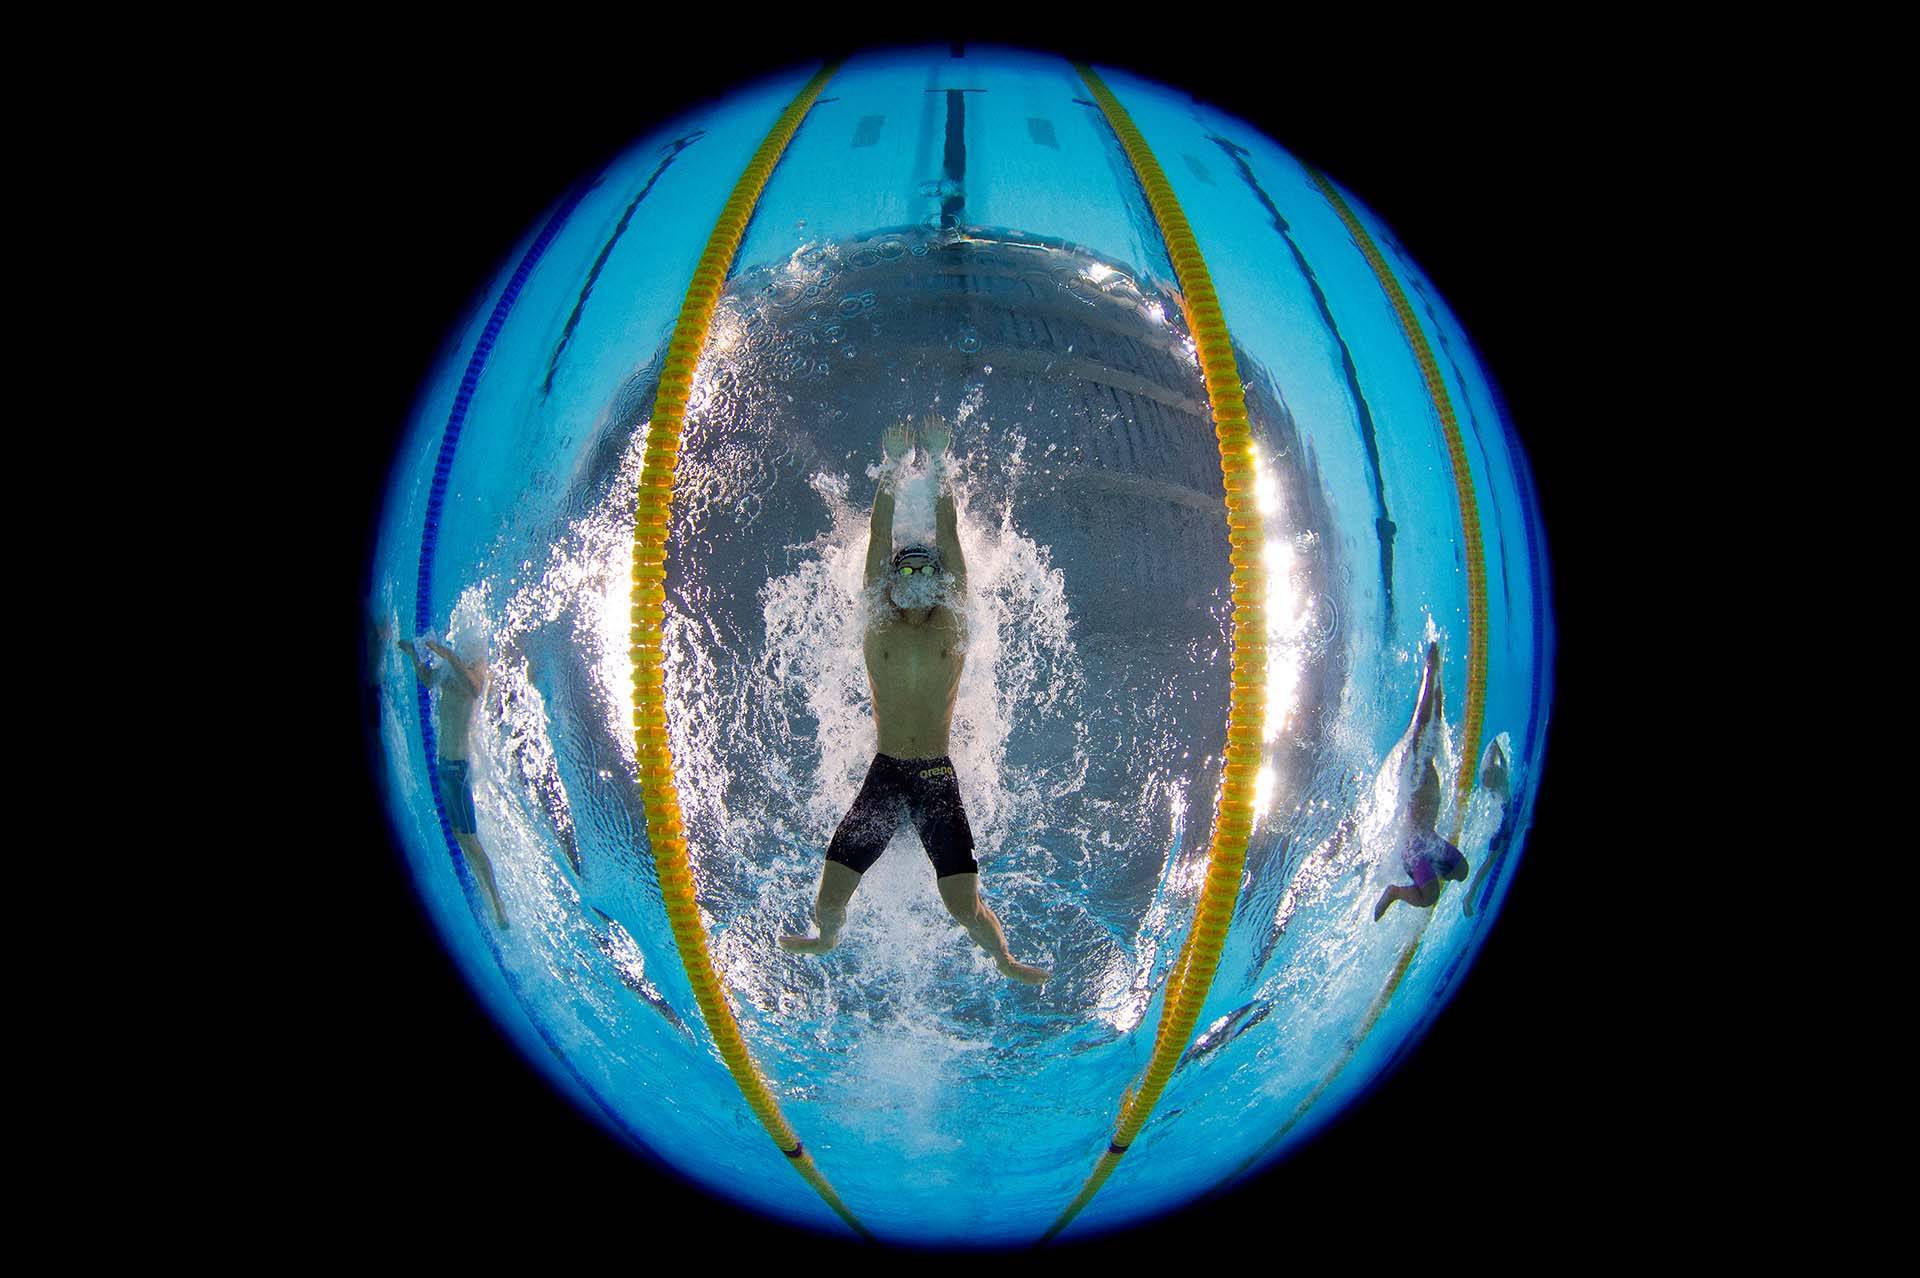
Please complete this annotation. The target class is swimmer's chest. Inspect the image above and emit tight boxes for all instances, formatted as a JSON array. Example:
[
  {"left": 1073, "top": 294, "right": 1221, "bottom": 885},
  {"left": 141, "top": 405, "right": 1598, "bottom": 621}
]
[{"left": 865, "top": 610, "right": 965, "bottom": 677}]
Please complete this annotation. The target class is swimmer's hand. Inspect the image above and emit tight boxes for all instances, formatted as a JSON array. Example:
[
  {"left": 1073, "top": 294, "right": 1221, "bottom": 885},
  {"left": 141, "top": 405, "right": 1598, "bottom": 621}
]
[
  {"left": 998, "top": 958, "right": 1049, "bottom": 985},
  {"left": 920, "top": 413, "right": 951, "bottom": 458},
  {"left": 397, "top": 638, "right": 433, "bottom": 684},
  {"left": 882, "top": 423, "right": 911, "bottom": 461}
]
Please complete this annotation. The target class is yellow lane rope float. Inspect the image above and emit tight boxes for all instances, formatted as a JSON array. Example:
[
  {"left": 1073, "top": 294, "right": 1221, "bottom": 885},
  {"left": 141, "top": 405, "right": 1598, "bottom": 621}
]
[
  {"left": 629, "top": 61, "right": 872, "bottom": 1241},
  {"left": 1040, "top": 62, "right": 1270, "bottom": 1244},
  {"left": 1304, "top": 169, "right": 1489, "bottom": 845},
  {"left": 1216, "top": 166, "right": 1492, "bottom": 1186}
]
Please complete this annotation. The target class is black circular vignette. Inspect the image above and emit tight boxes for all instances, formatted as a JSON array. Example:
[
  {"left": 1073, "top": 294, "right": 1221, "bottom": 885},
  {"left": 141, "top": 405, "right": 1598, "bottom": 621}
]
[{"left": 289, "top": 27, "right": 1652, "bottom": 1263}]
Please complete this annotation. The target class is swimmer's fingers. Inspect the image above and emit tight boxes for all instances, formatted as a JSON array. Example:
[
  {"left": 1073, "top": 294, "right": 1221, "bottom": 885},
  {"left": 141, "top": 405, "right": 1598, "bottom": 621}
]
[{"left": 920, "top": 413, "right": 951, "bottom": 456}]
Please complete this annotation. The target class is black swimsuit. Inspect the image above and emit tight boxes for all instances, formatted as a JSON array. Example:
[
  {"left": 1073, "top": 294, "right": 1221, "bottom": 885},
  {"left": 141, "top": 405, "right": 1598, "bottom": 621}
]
[{"left": 826, "top": 754, "right": 979, "bottom": 879}]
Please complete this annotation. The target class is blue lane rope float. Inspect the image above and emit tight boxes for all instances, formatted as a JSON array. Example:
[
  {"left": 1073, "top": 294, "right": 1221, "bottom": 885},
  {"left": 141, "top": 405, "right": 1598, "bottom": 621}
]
[{"left": 407, "top": 174, "right": 678, "bottom": 1169}]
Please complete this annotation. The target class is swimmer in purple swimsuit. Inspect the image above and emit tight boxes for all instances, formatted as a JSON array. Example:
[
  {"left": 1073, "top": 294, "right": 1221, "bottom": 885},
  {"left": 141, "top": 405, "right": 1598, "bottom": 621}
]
[
  {"left": 779, "top": 414, "right": 1048, "bottom": 984},
  {"left": 1374, "top": 642, "right": 1471, "bottom": 921}
]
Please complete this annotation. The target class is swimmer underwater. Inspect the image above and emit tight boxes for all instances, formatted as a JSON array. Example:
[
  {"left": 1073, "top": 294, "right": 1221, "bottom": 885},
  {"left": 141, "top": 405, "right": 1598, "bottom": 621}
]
[
  {"left": 779, "top": 413, "right": 1050, "bottom": 984},
  {"left": 1373, "top": 642, "right": 1471, "bottom": 920},
  {"left": 400, "top": 635, "right": 510, "bottom": 929}
]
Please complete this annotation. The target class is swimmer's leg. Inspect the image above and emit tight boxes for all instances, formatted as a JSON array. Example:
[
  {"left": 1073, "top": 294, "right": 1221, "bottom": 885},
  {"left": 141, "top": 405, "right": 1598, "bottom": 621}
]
[
  {"left": 780, "top": 861, "right": 864, "bottom": 955},
  {"left": 782, "top": 761, "right": 898, "bottom": 954},
  {"left": 456, "top": 831, "right": 509, "bottom": 929},
  {"left": 937, "top": 873, "right": 1048, "bottom": 984},
  {"left": 1373, "top": 880, "right": 1439, "bottom": 921}
]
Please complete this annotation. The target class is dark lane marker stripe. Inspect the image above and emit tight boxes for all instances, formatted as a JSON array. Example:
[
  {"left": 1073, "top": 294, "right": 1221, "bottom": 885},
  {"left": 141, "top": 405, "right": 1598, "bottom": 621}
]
[
  {"left": 543, "top": 131, "right": 705, "bottom": 397},
  {"left": 942, "top": 89, "right": 967, "bottom": 229}
]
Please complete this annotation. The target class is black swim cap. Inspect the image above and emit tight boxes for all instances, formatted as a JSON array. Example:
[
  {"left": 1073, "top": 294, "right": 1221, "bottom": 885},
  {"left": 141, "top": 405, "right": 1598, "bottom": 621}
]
[{"left": 891, "top": 545, "right": 941, "bottom": 575}]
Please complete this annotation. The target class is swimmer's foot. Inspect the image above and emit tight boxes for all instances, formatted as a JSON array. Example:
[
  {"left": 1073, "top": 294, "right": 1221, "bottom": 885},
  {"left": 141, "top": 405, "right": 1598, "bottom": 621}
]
[
  {"left": 1373, "top": 890, "right": 1393, "bottom": 922},
  {"left": 999, "top": 958, "right": 1050, "bottom": 985},
  {"left": 779, "top": 932, "right": 839, "bottom": 955}
]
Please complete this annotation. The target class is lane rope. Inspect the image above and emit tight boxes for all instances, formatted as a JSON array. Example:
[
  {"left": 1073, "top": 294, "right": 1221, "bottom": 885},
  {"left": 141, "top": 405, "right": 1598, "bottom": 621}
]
[
  {"left": 1466, "top": 377, "right": 1548, "bottom": 915},
  {"left": 1040, "top": 62, "right": 1270, "bottom": 1244},
  {"left": 627, "top": 61, "right": 872, "bottom": 1241},
  {"left": 409, "top": 174, "right": 685, "bottom": 1166},
  {"left": 1215, "top": 165, "right": 1493, "bottom": 1187},
  {"left": 1304, "top": 168, "right": 1489, "bottom": 841}
]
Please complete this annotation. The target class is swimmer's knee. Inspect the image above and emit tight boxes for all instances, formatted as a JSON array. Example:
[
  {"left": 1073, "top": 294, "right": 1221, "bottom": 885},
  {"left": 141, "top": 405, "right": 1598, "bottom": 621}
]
[
  {"left": 819, "top": 860, "right": 864, "bottom": 903},
  {"left": 937, "top": 877, "right": 982, "bottom": 923}
]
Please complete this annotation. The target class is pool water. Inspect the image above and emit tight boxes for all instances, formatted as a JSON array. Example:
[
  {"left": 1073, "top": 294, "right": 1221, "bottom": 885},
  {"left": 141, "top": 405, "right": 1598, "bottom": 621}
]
[{"left": 367, "top": 45, "right": 1551, "bottom": 1246}]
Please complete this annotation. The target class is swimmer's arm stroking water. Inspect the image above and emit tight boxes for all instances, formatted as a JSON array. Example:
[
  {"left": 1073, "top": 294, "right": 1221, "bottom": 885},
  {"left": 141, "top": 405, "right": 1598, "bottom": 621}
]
[
  {"left": 921, "top": 412, "right": 967, "bottom": 592},
  {"left": 398, "top": 638, "right": 433, "bottom": 686},
  {"left": 423, "top": 638, "right": 486, "bottom": 695},
  {"left": 1412, "top": 641, "right": 1443, "bottom": 739},
  {"left": 865, "top": 422, "right": 911, "bottom": 586}
]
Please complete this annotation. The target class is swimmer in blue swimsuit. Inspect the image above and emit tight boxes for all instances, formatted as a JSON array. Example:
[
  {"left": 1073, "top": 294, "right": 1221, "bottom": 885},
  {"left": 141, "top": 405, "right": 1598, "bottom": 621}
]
[
  {"left": 401, "top": 635, "right": 510, "bottom": 928},
  {"left": 779, "top": 414, "right": 1048, "bottom": 984},
  {"left": 1374, "top": 642, "right": 1471, "bottom": 921}
]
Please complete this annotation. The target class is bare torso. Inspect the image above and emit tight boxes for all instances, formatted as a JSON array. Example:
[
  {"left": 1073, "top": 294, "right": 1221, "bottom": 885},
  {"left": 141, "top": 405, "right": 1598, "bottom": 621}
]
[
  {"left": 434, "top": 665, "right": 481, "bottom": 760},
  {"left": 864, "top": 602, "right": 965, "bottom": 757}
]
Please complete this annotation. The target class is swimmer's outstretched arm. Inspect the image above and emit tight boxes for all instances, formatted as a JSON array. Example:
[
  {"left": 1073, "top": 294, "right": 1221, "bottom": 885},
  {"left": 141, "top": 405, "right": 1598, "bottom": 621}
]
[
  {"left": 921, "top": 413, "right": 967, "bottom": 590},
  {"left": 1412, "top": 641, "right": 1444, "bottom": 736},
  {"left": 866, "top": 423, "right": 910, "bottom": 585}
]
